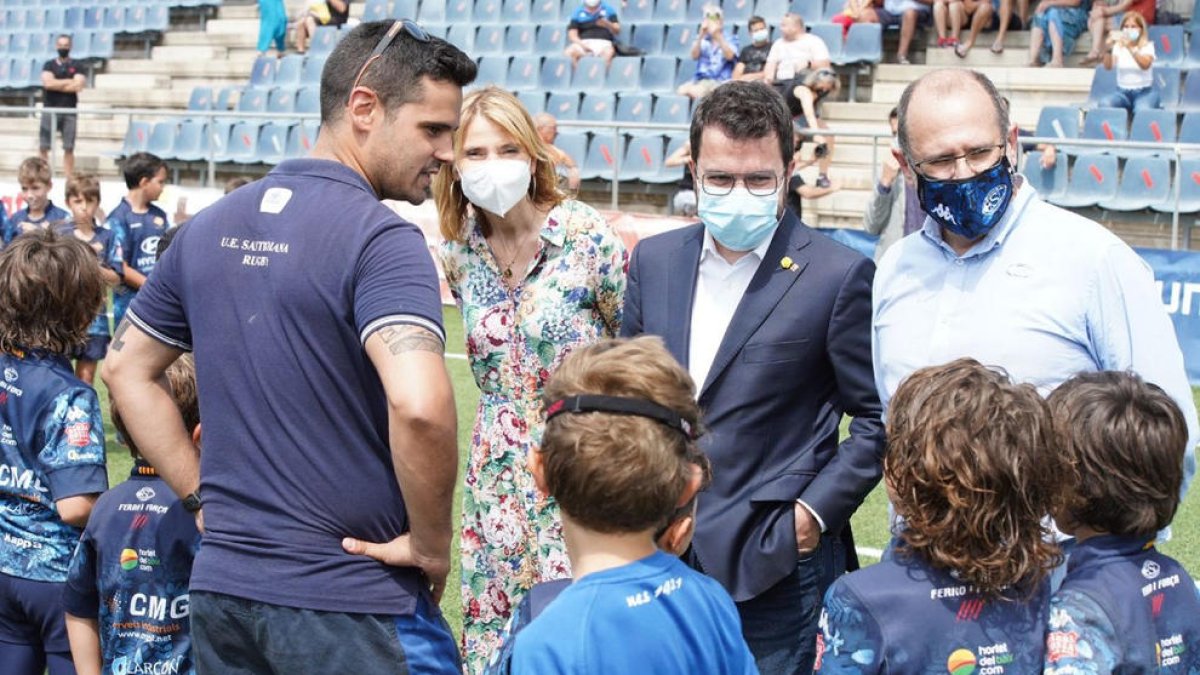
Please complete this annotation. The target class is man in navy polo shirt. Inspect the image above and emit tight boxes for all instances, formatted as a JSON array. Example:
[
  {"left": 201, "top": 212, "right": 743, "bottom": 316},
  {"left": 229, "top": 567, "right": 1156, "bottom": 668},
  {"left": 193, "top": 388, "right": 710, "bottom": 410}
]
[{"left": 102, "top": 20, "right": 477, "bottom": 673}]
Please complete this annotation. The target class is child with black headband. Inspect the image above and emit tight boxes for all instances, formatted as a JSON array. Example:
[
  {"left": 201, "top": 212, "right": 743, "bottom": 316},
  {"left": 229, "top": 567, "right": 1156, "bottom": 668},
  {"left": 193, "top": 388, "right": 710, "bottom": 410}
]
[{"left": 496, "top": 336, "right": 756, "bottom": 674}]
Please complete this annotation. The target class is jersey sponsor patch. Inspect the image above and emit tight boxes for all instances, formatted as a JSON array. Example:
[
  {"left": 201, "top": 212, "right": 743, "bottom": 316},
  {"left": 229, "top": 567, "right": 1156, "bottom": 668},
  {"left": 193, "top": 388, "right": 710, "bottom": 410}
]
[
  {"left": 66, "top": 421, "right": 91, "bottom": 447},
  {"left": 260, "top": 187, "right": 293, "bottom": 214},
  {"left": 1046, "top": 631, "right": 1079, "bottom": 663}
]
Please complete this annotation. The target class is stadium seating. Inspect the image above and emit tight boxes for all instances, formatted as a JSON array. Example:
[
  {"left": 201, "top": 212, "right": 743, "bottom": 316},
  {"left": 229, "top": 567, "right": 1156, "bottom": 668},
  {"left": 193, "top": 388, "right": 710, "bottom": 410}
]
[
  {"left": 1123, "top": 109, "right": 1177, "bottom": 157},
  {"left": 1049, "top": 154, "right": 1119, "bottom": 208},
  {"left": 1152, "top": 158, "right": 1200, "bottom": 214},
  {"left": 1098, "top": 157, "right": 1172, "bottom": 211},
  {"left": 1080, "top": 107, "right": 1129, "bottom": 149},
  {"left": 1021, "top": 151, "right": 1068, "bottom": 201}
]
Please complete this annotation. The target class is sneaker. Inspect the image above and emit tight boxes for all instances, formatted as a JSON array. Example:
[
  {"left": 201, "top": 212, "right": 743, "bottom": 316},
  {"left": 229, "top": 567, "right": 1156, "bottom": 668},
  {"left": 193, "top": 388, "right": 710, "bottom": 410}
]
[{"left": 898, "top": 54, "right": 911, "bottom": 65}]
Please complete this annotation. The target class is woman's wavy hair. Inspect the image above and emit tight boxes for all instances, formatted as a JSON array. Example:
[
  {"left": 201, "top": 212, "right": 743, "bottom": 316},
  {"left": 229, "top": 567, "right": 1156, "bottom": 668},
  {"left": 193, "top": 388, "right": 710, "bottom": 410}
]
[
  {"left": 0, "top": 228, "right": 103, "bottom": 355},
  {"left": 886, "top": 358, "right": 1067, "bottom": 598},
  {"left": 433, "top": 86, "right": 564, "bottom": 243},
  {"left": 1120, "top": 11, "right": 1150, "bottom": 49}
]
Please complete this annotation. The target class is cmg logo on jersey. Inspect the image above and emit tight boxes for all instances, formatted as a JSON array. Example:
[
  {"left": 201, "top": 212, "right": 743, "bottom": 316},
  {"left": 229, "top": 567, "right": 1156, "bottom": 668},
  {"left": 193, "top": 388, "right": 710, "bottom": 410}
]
[
  {"left": 946, "top": 642, "right": 1012, "bottom": 675},
  {"left": 0, "top": 463, "right": 49, "bottom": 494}
]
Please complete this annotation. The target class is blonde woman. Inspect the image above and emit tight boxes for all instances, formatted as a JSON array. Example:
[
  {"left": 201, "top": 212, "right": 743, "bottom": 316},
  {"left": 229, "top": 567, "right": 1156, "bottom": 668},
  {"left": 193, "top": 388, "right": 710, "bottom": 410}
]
[
  {"left": 433, "top": 86, "right": 626, "bottom": 674},
  {"left": 1100, "top": 10, "right": 1158, "bottom": 111}
]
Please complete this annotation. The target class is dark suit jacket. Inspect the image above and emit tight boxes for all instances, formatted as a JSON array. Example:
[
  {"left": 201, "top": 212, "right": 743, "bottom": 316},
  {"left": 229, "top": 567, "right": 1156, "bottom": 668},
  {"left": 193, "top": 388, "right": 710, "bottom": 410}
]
[{"left": 621, "top": 211, "right": 885, "bottom": 602}]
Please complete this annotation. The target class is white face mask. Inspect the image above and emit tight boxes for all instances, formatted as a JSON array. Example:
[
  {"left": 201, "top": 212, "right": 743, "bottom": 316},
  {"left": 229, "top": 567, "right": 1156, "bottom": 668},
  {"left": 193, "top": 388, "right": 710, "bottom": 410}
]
[
  {"left": 584, "top": 0, "right": 601, "bottom": 8},
  {"left": 1124, "top": 27, "right": 1140, "bottom": 41},
  {"left": 459, "top": 159, "right": 532, "bottom": 217},
  {"left": 752, "top": 28, "right": 769, "bottom": 43}
]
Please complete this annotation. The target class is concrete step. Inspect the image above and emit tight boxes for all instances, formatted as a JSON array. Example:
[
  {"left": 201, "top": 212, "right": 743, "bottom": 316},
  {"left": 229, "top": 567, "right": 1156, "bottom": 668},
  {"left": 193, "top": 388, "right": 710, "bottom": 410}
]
[
  {"left": 150, "top": 45, "right": 230, "bottom": 61},
  {"left": 205, "top": 18, "right": 265, "bottom": 34},
  {"left": 104, "top": 58, "right": 257, "bottom": 78},
  {"left": 160, "top": 30, "right": 262, "bottom": 48},
  {"left": 924, "top": 45, "right": 1102, "bottom": 68},
  {"left": 93, "top": 73, "right": 174, "bottom": 90},
  {"left": 921, "top": 29, "right": 1098, "bottom": 51},
  {"left": 79, "top": 87, "right": 194, "bottom": 109}
]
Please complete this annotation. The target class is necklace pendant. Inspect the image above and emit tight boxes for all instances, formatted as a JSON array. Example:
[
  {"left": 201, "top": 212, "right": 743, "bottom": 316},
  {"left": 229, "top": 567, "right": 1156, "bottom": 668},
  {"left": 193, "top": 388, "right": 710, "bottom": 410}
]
[{"left": 502, "top": 267, "right": 513, "bottom": 278}]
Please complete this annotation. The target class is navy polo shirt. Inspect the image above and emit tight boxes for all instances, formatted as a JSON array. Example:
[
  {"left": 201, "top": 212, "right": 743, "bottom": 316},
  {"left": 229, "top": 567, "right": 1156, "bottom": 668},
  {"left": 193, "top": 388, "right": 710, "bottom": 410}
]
[
  {"left": 127, "top": 158, "right": 445, "bottom": 614},
  {"left": 104, "top": 198, "right": 169, "bottom": 324},
  {"left": 3, "top": 202, "right": 70, "bottom": 246},
  {"left": 64, "top": 462, "right": 200, "bottom": 675},
  {"left": 0, "top": 350, "right": 108, "bottom": 582}
]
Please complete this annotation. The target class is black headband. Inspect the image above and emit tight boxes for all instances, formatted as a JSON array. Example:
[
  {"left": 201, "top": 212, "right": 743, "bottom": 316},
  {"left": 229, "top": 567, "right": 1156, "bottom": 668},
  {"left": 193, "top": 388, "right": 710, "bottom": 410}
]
[{"left": 544, "top": 395, "right": 697, "bottom": 440}]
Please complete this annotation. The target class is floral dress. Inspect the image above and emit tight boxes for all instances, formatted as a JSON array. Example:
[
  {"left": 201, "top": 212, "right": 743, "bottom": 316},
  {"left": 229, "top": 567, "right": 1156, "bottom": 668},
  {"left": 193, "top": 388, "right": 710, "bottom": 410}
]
[{"left": 440, "top": 199, "right": 627, "bottom": 674}]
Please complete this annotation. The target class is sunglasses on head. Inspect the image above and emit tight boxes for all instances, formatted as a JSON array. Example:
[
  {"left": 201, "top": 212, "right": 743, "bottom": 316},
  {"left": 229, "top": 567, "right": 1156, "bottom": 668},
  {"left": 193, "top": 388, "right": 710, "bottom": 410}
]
[{"left": 348, "top": 19, "right": 430, "bottom": 102}]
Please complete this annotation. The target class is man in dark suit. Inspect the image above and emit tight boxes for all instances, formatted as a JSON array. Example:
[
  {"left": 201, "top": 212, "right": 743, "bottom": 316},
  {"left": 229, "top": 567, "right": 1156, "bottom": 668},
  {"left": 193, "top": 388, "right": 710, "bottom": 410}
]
[{"left": 621, "top": 81, "right": 884, "bottom": 675}]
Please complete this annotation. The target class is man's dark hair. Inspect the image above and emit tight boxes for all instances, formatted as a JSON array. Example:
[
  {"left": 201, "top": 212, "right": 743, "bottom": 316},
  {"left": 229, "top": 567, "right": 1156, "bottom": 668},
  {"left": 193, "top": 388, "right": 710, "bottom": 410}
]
[
  {"left": 888, "top": 106, "right": 898, "bottom": 122},
  {"left": 57, "top": 34, "right": 72, "bottom": 44},
  {"left": 748, "top": 15, "right": 766, "bottom": 28},
  {"left": 690, "top": 81, "right": 793, "bottom": 169},
  {"left": 156, "top": 226, "right": 180, "bottom": 260},
  {"left": 122, "top": 152, "right": 166, "bottom": 190},
  {"left": 319, "top": 20, "right": 477, "bottom": 124}
]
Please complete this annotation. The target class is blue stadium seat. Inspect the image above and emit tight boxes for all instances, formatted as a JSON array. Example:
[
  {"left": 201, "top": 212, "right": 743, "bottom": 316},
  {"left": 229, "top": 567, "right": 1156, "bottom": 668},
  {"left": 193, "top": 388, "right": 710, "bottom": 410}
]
[
  {"left": 648, "top": 132, "right": 688, "bottom": 184},
  {"left": 216, "top": 86, "right": 239, "bottom": 111},
  {"left": 89, "top": 31, "right": 115, "bottom": 60},
  {"left": 1175, "top": 69, "right": 1200, "bottom": 112},
  {"left": 1179, "top": 111, "right": 1200, "bottom": 144},
  {"left": 624, "top": 0, "right": 654, "bottom": 21},
  {"left": 572, "top": 55, "right": 608, "bottom": 89},
  {"left": 29, "top": 34, "right": 51, "bottom": 60},
  {"left": 302, "top": 55, "right": 327, "bottom": 85},
  {"left": 839, "top": 22, "right": 881, "bottom": 64},
  {"left": 146, "top": 121, "right": 176, "bottom": 159},
  {"left": 82, "top": 7, "right": 102, "bottom": 30},
  {"left": 1154, "top": 66, "right": 1181, "bottom": 109},
  {"left": 555, "top": 131, "right": 588, "bottom": 172},
  {"left": 631, "top": 22, "right": 666, "bottom": 55},
  {"left": 532, "top": 0, "right": 562, "bottom": 22},
  {"left": 123, "top": 5, "right": 147, "bottom": 33},
  {"left": 309, "top": 26, "right": 342, "bottom": 56},
  {"left": 447, "top": 0, "right": 473, "bottom": 20},
  {"left": 1080, "top": 107, "right": 1128, "bottom": 148},
  {"left": 187, "top": 86, "right": 214, "bottom": 114},
  {"left": 652, "top": 93, "right": 690, "bottom": 124},
  {"left": 616, "top": 92, "right": 653, "bottom": 123},
  {"left": 419, "top": 0, "right": 448, "bottom": 22},
  {"left": 582, "top": 134, "right": 622, "bottom": 180},
  {"left": 655, "top": 0, "right": 688, "bottom": 22},
  {"left": 64, "top": 7, "right": 83, "bottom": 31},
  {"left": 606, "top": 56, "right": 641, "bottom": 91},
  {"left": 445, "top": 24, "right": 475, "bottom": 52},
  {"left": 268, "top": 87, "right": 297, "bottom": 114},
  {"left": 506, "top": 24, "right": 536, "bottom": 53},
  {"left": 1149, "top": 25, "right": 1185, "bottom": 67},
  {"left": 1034, "top": 106, "right": 1080, "bottom": 142},
  {"left": 508, "top": 55, "right": 540, "bottom": 90},
  {"left": 1048, "top": 153, "right": 1119, "bottom": 208},
  {"left": 296, "top": 86, "right": 320, "bottom": 114},
  {"left": 536, "top": 25, "right": 567, "bottom": 54},
  {"left": 540, "top": 55, "right": 573, "bottom": 90},
  {"left": 1083, "top": 65, "right": 1117, "bottom": 109},
  {"left": 475, "top": 55, "right": 509, "bottom": 86},
  {"left": 810, "top": 23, "right": 842, "bottom": 61},
  {"left": 711, "top": 0, "right": 755, "bottom": 22},
  {"left": 546, "top": 92, "right": 580, "bottom": 119},
  {"left": 502, "top": 0, "right": 532, "bottom": 21},
  {"left": 579, "top": 92, "right": 616, "bottom": 121},
  {"left": 9, "top": 34, "right": 30, "bottom": 57},
  {"left": 236, "top": 88, "right": 269, "bottom": 123},
  {"left": 517, "top": 90, "right": 546, "bottom": 113},
  {"left": 286, "top": 121, "right": 320, "bottom": 159},
  {"left": 1098, "top": 156, "right": 1172, "bottom": 211},
  {"left": 755, "top": 0, "right": 790, "bottom": 19},
  {"left": 641, "top": 55, "right": 677, "bottom": 90},
  {"left": 45, "top": 8, "right": 64, "bottom": 31},
  {"left": 145, "top": 5, "right": 169, "bottom": 32},
  {"left": 25, "top": 8, "right": 45, "bottom": 32},
  {"left": 0, "top": 60, "right": 14, "bottom": 90},
  {"left": 171, "top": 121, "right": 209, "bottom": 162},
  {"left": 274, "top": 54, "right": 305, "bottom": 90},
  {"left": 1152, "top": 158, "right": 1200, "bottom": 213},
  {"left": 1185, "top": 31, "right": 1200, "bottom": 68},
  {"left": 664, "top": 24, "right": 697, "bottom": 57},
  {"left": 1122, "top": 108, "right": 1177, "bottom": 158},
  {"left": 102, "top": 6, "right": 123, "bottom": 31},
  {"left": 789, "top": 0, "right": 823, "bottom": 24},
  {"left": 621, "top": 133, "right": 665, "bottom": 180},
  {"left": 225, "top": 123, "right": 263, "bottom": 164},
  {"left": 121, "top": 121, "right": 152, "bottom": 157},
  {"left": 675, "top": 58, "right": 694, "bottom": 87},
  {"left": 248, "top": 56, "right": 277, "bottom": 90},
  {"left": 10, "top": 58, "right": 35, "bottom": 88},
  {"left": 1021, "top": 150, "right": 1068, "bottom": 201},
  {"left": 475, "top": 0, "right": 503, "bottom": 22},
  {"left": 364, "top": 0, "right": 390, "bottom": 22},
  {"left": 209, "top": 122, "right": 234, "bottom": 161},
  {"left": 391, "top": 0, "right": 419, "bottom": 18},
  {"left": 476, "top": 25, "right": 506, "bottom": 54},
  {"left": 254, "top": 123, "right": 291, "bottom": 165}
]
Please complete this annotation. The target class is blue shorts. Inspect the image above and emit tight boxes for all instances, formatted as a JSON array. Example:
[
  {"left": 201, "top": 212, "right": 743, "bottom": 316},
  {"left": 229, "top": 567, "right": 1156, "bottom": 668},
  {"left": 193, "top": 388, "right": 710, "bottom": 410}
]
[
  {"left": 0, "top": 573, "right": 70, "bottom": 654},
  {"left": 877, "top": 5, "right": 932, "bottom": 26},
  {"left": 72, "top": 335, "right": 109, "bottom": 363},
  {"left": 191, "top": 591, "right": 461, "bottom": 674}
]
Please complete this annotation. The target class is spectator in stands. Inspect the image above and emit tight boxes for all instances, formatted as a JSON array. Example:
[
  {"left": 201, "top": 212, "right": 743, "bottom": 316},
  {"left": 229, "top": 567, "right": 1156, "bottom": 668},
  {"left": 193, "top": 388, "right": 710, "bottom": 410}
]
[
  {"left": 864, "top": 106, "right": 923, "bottom": 260},
  {"left": 40, "top": 35, "right": 85, "bottom": 178},
  {"left": 733, "top": 16, "right": 772, "bottom": 81},
  {"left": 534, "top": 113, "right": 582, "bottom": 191},
  {"left": 988, "top": 0, "right": 1029, "bottom": 54},
  {"left": 3, "top": 157, "right": 70, "bottom": 247},
  {"left": 785, "top": 69, "right": 840, "bottom": 188},
  {"left": 664, "top": 140, "right": 697, "bottom": 216},
  {"left": 564, "top": 0, "right": 621, "bottom": 65},
  {"left": 876, "top": 0, "right": 933, "bottom": 64},
  {"left": 786, "top": 135, "right": 841, "bottom": 222},
  {"left": 831, "top": 0, "right": 879, "bottom": 38},
  {"left": 103, "top": 21, "right": 476, "bottom": 674},
  {"left": 1098, "top": 11, "right": 1158, "bottom": 110},
  {"left": 1080, "top": 0, "right": 1155, "bottom": 65},
  {"left": 933, "top": 0, "right": 994, "bottom": 56},
  {"left": 1027, "top": 0, "right": 1088, "bottom": 67},
  {"left": 295, "top": 0, "right": 351, "bottom": 53},
  {"left": 764, "top": 13, "right": 832, "bottom": 88},
  {"left": 433, "top": 86, "right": 626, "bottom": 674},
  {"left": 258, "top": 0, "right": 288, "bottom": 56},
  {"left": 876, "top": 68, "right": 1198, "bottom": 499},
  {"left": 678, "top": 5, "right": 739, "bottom": 100}
]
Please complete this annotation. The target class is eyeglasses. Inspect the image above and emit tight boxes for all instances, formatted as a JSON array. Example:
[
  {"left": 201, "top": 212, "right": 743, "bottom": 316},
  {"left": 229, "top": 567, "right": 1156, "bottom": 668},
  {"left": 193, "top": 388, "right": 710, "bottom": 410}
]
[
  {"left": 348, "top": 19, "right": 430, "bottom": 102},
  {"left": 698, "top": 171, "right": 783, "bottom": 196},
  {"left": 911, "top": 144, "right": 1005, "bottom": 180}
]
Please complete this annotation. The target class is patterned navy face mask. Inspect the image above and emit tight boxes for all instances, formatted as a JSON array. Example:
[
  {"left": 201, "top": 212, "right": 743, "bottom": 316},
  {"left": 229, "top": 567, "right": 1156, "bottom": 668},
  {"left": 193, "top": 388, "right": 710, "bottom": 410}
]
[{"left": 916, "top": 156, "right": 1015, "bottom": 241}]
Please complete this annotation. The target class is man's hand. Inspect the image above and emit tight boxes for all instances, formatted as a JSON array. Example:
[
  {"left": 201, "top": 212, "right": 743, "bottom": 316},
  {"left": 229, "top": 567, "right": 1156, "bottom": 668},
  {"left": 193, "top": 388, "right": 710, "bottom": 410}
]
[
  {"left": 342, "top": 534, "right": 451, "bottom": 603},
  {"left": 794, "top": 503, "right": 820, "bottom": 554},
  {"left": 1040, "top": 146, "right": 1057, "bottom": 170}
]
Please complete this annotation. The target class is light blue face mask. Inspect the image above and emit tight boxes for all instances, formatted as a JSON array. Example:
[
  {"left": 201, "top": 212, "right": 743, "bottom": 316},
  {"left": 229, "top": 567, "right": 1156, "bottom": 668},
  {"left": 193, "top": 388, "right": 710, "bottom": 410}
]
[{"left": 698, "top": 187, "right": 781, "bottom": 252}]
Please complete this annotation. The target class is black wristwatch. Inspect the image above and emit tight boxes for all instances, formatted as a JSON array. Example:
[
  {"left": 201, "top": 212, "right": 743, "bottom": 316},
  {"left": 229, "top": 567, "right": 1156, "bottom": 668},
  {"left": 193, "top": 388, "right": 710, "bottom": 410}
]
[{"left": 182, "top": 490, "right": 203, "bottom": 513}]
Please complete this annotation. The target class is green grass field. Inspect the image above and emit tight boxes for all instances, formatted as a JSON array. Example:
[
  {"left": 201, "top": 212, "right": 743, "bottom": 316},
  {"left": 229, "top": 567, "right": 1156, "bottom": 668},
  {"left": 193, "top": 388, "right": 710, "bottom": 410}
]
[{"left": 95, "top": 306, "right": 1200, "bottom": 638}]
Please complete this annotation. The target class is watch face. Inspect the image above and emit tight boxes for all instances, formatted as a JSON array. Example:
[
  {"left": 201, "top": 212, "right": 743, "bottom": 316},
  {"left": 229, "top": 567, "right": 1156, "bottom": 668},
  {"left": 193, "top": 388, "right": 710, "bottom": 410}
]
[{"left": 183, "top": 492, "right": 202, "bottom": 512}]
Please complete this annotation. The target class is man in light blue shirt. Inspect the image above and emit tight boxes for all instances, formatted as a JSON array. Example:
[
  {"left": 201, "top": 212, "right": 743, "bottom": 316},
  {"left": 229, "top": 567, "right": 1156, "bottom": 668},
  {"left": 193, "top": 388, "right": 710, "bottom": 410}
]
[{"left": 873, "top": 68, "right": 1197, "bottom": 494}]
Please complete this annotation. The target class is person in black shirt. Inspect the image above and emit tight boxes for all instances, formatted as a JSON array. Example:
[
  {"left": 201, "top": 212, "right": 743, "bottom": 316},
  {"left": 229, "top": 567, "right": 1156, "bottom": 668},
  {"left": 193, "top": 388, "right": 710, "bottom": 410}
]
[
  {"left": 295, "top": 0, "right": 351, "bottom": 53},
  {"left": 733, "top": 16, "right": 772, "bottom": 81},
  {"left": 40, "top": 35, "right": 85, "bottom": 178}
]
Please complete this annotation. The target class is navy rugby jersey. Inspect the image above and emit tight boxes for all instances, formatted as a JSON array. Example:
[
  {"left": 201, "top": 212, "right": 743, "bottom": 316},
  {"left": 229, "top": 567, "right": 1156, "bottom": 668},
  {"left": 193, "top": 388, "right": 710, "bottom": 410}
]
[
  {"left": 3, "top": 202, "right": 70, "bottom": 246},
  {"left": 104, "top": 198, "right": 169, "bottom": 326},
  {"left": 1045, "top": 535, "right": 1200, "bottom": 673},
  {"left": 65, "top": 461, "right": 200, "bottom": 675},
  {"left": 0, "top": 349, "right": 108, "bottom": 582},
  {"left": 57, "top": 222, "right": 124, "bottom": 338},
  {"left": 127, "top": 158, "right": 445, "bottom": 614},
  {"left": 817, "top": 547, "right": 1049, "bottom": 674}
]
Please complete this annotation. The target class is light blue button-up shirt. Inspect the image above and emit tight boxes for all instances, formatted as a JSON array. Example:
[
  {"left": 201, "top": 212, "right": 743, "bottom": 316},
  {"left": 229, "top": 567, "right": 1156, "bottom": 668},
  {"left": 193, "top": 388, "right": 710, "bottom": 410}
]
[{"left": 873, "top": 180, "right": 1198, "bottom": 494}]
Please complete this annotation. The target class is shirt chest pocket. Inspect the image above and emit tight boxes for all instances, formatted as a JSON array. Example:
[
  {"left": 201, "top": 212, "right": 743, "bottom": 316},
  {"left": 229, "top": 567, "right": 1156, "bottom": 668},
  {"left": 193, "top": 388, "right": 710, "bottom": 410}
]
[{"left": 741, "top": 338, "right": 810, "bottom": 364}]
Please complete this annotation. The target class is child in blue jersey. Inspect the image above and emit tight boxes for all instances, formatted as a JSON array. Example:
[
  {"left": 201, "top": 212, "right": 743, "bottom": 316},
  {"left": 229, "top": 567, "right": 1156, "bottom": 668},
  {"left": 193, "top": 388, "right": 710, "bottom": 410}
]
[
  {"left": 508, "top": 336, "right": 757, "bottom": 674},
  {"left": 104, "top": 152, "right": 169, "bottom": 329},
  {"left": 816, "top": 359, "right": 1067, "bottom": 674},
  {"left": 3, "top": 157, "right": 70, "bottom": 246},
  {"left": 57, "top": 174, "right": 123, "bottom": 387},
  {"left": 1044, "top": 371, "right": 1200, "bottom": 673},
  {"left": 0, "top": 228, "right": 109, "bottom": 675},
  {"left": 64, "top": 355, "right": 202, "bottom": 675}
]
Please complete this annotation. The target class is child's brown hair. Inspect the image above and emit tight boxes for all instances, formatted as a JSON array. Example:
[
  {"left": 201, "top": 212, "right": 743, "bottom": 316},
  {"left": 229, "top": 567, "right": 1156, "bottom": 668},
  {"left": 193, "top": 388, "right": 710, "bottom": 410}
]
[
  {"left": 17, "top": 156, "right": 52, "bottom": 186},
  {"left": 0, "top": 229, "right": 103, "bottom": 354},
  {"left": 886, "top": 358, "right": 1066, "bottom": 597},
  {"left": 65, "top": 173, "right": 101, "bottom": 204},
  {"left": 540, "top": 336, "right": 706, "bottom": 534},
  {"left": 111, "top": 354, "right": 200, "bottom": 458}
]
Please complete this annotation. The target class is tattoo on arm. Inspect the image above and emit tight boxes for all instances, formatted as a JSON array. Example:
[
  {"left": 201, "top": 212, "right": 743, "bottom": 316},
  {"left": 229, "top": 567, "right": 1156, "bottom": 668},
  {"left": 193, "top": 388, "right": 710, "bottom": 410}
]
[
  {"left": 377, "top": 325, "right": 444, "bottom": 356},
  {"left": 111, "top": 319, "right": 132, "bottom": 352}
]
